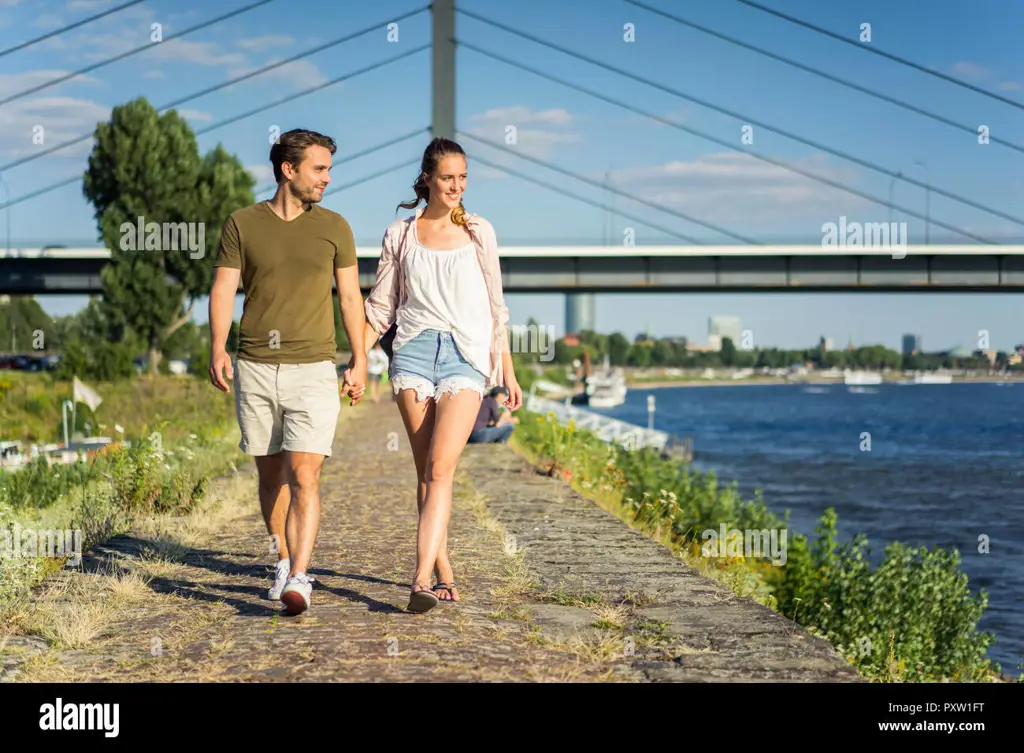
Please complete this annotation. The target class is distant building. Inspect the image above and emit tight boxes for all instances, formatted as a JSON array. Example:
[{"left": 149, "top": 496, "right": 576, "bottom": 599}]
[
  {"left": 565, "top": 294, "right": 595, "bottom": 336},
  {"left": 902, "top": 334, "right": 921, "bottom": 355},
  {"left": 708, "top": 316, "right": 741, "bottom": 349}
]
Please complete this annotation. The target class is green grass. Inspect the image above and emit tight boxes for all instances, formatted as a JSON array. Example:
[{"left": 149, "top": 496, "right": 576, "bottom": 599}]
[
  {"left": 1, "top": 373, "right": 245, "bottom": 629},
  {"left": 510, "top": 409, "right": 1015, "bottom": 683}
]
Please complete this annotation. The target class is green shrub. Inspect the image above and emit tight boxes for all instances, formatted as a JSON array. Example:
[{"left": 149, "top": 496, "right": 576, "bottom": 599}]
[{"left": 513, "top": 409, "right": 998, "bottom": 682}]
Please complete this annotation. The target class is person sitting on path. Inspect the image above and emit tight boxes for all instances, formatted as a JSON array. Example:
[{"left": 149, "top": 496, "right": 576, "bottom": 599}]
[
  {"left": 344, "top": 136, "right": 522, "bottom": 613},
  {"left": 467, "top": 386, "right": 519, "bottom": 444}
]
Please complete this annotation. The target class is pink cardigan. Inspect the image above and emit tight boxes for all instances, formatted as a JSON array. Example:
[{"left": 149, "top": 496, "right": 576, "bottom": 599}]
[{"left": 364, "top": 206, "right": 511, "bottom": 389}]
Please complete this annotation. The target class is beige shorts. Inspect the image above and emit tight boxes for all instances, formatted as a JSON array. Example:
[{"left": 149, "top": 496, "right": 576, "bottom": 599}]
[{"left": 234, "top": 358, "right": 341, "bottom": 457}]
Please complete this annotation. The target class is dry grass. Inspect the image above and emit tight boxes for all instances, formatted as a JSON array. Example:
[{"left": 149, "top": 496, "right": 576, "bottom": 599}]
[{"left": 454, "top": 470, "right": 669, "bottom": 679}]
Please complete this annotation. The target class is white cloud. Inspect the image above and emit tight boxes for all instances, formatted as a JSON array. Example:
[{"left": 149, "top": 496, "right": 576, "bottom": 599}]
[
  {"left": 0, "top": 0, "right": 23, "bottom": 6},
  {"left": 245, "top": 164, "right": 275, "bottom": 185},
  {"left": 176, "top": 108, "right": 212, "bottom": 122},
  {"left": 226, "top": 59, "right": 329, "bottom": 88},
  {"left": 626, "top": 108, "right": 690, "bottom": 128},
  {"left": 0, "top": 95, "right": 111, "bottom": 160},
  {"left": 997, "top": 81, "right": 1022, "bottom": 91},
  {"left": 236, "top": 35, "right": 294, "bottom": 51},
  {"left": 66, "top": 0, "right": 114, "bottom": 9},
  {"left": 0, "top": 70, "right": 101, "bottom": 99},
  {"left": 32, "top": 13, "right": 64, "bottom": 29},
  {"left": 147, "top": 39, "right": 247, "bottom": 67},
  {"left": 79, "top": 34, "right": 248, "bottom": 66},
  {"left": 143, "top": 70, "right": 163, "bottom": 79},
  {"left": 470, "top": 106, "right": 576, "bottom": 126},
  {"left": 597, "top": 152, "right": 870, "bottom": 227},
  {"left": 462, "top": 106, "right": 582, "bottom": 161},
  {"left": 951, "top": 61, "right": 988, "bottom": 79}
]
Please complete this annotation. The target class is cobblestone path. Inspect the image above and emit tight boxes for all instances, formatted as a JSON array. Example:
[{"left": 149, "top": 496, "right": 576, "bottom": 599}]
[{"left": 1, "top": 401, "right": 860, "bottom": 683}]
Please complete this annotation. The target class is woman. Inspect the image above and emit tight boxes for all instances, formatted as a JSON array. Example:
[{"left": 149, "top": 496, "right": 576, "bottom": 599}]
[{"left": 346, "top": 137, "right": 522, "bottom": 613}]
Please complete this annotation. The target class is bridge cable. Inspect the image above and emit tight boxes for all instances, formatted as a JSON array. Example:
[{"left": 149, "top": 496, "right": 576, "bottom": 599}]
[
  {"left": 0, "top": 4, "right": 430, "bottom": 173},
  {"left": 455, "top": 10, "right": 1018, "bottom": 236},
  {"left": 729, "top": 0, "right": 1024, "bottom": 112},
  {"left": 0, "top": 54, "right": 431, "bottom": 214},
  {"left": 0, "top": 0, "right": 280, "bottom": 108},
  {"left": 458, "top": 130, "right": 763, "bottom": 244},
  {"left": 0, "top": 0, "right": 149, "bottom": 60},
  {"left": 452, "top": 26, "right": 1004, "bottom": 244},
  {"left": 623, "top": 0, "right": 1024, "bottom": 156},
  {"left": 458, "top": 150, "right": 711, "bottom": 244}
]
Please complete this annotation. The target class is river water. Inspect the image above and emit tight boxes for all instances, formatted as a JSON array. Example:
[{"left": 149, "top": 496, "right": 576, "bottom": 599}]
[{"left": 603, "top": 381, "right": 1024, "bottom": 674}]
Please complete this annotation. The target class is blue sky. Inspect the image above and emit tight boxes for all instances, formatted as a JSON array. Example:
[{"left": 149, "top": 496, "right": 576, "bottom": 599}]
[{"left": 1, "top": 0, "right": 1023, "bottom": 351}]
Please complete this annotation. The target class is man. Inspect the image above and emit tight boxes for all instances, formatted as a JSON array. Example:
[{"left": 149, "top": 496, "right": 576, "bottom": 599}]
[
  {"left": 208, "top": 128, "right": 367, "bottom": 616},
  {"left": 467, "top": 386, "right": 519, "bottom": 443}
]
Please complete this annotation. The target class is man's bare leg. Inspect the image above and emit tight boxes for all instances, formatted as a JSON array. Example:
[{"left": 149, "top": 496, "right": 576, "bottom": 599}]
[
  {"left": 255, "top": 453, "right": 289, "bottom": 561},
  {"left": 284, "top": 451, "right": 326, "bottom": 578}
]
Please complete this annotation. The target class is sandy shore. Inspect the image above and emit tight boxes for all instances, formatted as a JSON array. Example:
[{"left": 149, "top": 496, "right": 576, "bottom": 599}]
[{"left": 625, "top": 376, "right": 1024, "bottom": 390}]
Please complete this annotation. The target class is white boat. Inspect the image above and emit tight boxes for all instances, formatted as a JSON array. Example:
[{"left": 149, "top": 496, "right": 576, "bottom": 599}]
[
  {"left": 571, "top": 355, "right": 627, "bottom": 408},
  {"left": 913, "top": 373, "right": 953, "bottom": 384},
  {"left": 845, "top": 371, "right": 882, "bottom": 385}
]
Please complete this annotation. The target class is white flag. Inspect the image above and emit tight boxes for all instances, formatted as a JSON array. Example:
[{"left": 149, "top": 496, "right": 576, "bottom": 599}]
[{"left": 73, "top": 377, "right": 103, "bottom": 412}]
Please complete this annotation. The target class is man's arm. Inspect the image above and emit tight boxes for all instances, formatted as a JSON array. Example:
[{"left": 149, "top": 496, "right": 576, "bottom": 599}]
[
  {"left": 336, "top": 264, "right": 366, "bottom": 368},
  {"left": 209, "top": 267, "right": 240, "bottom": 391},
  {"left": 209, "top": 215, "right": 242, "bottom": 392}
]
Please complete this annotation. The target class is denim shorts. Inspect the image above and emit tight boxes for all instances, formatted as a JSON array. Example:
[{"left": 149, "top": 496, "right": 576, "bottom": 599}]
[{"left": 389, "top": 329, "right": 487, "bottom": 402}]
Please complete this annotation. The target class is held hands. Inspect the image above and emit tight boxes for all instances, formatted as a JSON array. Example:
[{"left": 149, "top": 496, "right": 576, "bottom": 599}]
[{"left": 342, "top": 356, "right": 367, "bottom": 406}]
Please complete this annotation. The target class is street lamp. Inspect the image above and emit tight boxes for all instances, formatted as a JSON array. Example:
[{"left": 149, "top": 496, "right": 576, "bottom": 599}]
[
  {"left": 888, "top": 171, "right": 903, "bottom": 225},
  {"left": 913, "top": 159, "right": 930, "bottom": 245},
  {"left": 0, "top": 172, "right": 9, "bottom": 254}
]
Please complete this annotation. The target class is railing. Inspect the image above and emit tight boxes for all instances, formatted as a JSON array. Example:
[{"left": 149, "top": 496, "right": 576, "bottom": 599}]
[{"left": 525, "top": 390, "right": 671, "bottom": 452}]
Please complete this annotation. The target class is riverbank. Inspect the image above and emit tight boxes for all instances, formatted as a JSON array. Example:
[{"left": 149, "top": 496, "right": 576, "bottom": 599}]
[
  {"left": 508, "top": 406, "right": 1012, "bottom": 682},
  {"left": 628, "top": 375, "right": 1024, "bottom": 390}
]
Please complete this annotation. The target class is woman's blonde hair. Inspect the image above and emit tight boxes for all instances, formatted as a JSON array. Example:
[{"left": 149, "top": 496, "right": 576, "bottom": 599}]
[{"left": 397, "top": 137, "right": 468, "bottom": 226}]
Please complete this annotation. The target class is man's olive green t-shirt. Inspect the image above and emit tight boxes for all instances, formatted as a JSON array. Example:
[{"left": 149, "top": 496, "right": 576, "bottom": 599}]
[{"left": 215, "top": 201, "right": 357, "bottom": 364}]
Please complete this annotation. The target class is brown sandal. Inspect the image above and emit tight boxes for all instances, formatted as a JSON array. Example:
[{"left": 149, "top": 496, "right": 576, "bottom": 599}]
[{"left": 408, "top": 582, "right": 439, "bottom": 613}]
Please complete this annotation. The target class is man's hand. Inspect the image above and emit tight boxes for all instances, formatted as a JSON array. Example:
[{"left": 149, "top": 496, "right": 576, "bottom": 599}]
[
  {"left": 503, "top": 377, "right": 523, "bottom": 411},
  {"left": 209, "top": 348, "right": 233, "bottom": 392},
  {"left": 344, "top": 356, "right": 367, "bottom": 406}
]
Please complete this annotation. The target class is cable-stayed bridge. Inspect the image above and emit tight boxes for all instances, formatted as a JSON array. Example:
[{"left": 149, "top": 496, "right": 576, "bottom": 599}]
[{"left": 1, "top": 0, "right": 1023, "bottom": 297}]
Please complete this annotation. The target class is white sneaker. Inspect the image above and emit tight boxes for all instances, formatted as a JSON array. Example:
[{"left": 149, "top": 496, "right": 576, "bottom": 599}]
[
  {"left": 280, "top": 573, "right": 315, "bottom": 615},
  {"left": 267, "top": 558, "right": 291, "bottom": 601}
]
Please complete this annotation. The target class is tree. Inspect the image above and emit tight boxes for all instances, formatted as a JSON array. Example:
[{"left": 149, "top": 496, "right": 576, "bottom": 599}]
[
  {"left": 720, "top": 337, "right": 737, "bottom": 367},
  {"left": 82, "top": 97, "right": 255, "bottom": 375},
  {"left": 606, "top": 332, "right": 631, "bottom": 366},
  {"left": 0, "top": 296, "right": 54, "bottom": 352}
]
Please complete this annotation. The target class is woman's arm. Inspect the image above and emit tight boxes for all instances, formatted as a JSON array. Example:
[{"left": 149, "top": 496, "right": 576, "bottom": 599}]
[{"left": 363, "top": 226, "right": 400, "bottom": 340}]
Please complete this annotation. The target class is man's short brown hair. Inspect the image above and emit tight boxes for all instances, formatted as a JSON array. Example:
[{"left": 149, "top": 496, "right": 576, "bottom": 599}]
[{"left": 269, "top": 129, "right": 337, "bottom": 182}]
